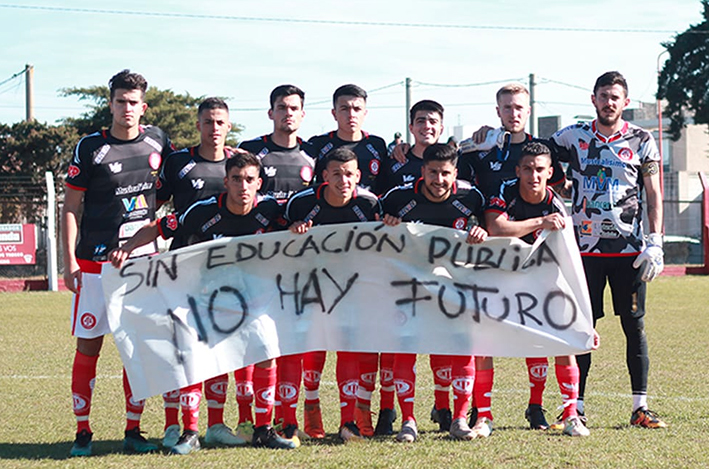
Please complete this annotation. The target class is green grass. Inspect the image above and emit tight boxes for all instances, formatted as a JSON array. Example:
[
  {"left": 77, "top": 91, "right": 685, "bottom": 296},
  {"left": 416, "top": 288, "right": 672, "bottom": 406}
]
[{"left": 1, "top": 276, "right": 708, "bottom": 468}]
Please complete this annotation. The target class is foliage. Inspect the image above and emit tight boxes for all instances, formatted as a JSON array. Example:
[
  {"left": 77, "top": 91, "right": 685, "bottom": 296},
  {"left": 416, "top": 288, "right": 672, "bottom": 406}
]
[{"left": 657, "top": 0, "right": 709, "bottom": 140}]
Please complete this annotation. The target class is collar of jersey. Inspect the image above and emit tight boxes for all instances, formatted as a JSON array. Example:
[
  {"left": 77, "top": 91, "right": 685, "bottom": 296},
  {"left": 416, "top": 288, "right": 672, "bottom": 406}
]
[{"left": 591, "top": 119, "right": 628, "bottom": 143}]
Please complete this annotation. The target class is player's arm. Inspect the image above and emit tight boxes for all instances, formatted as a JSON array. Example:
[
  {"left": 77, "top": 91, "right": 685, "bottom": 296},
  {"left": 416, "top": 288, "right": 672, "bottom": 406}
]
[
  {"left": 61, "top": 187, "right": 84, "bottom": 293},
  {"left": 288, "top": 220, "right": 313, "bottom": 234},
  {"left": 485, "top": 210, "right": 565, "bottom": 237},
  {"left": 108, "top": 220, "right": 160, "bottom": 268},
  {"left": 632, "top": 160, "right": 664, "bottom": 282},
  {"left": 391, "top": 143, "right": 410, "bottom": 164},
  {"left": 466, "top": 225, "right": 488, "bottom": 244}
]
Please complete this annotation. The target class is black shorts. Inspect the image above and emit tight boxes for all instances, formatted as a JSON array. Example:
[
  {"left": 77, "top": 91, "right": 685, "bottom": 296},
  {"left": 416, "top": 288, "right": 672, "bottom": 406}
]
[{"left": 582, "top": 255, "right": 646, "bottom": 321}]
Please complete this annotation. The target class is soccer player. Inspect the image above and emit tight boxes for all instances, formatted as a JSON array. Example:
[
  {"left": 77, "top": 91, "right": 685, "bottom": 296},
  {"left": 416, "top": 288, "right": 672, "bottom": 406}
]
[
  {"left": 62, "top": 70, "right": 172, "bottom": 457},
  {"left": 380, "top": 143, "right": 488, "bottom": 442},
  {"left": 285, "top": 147, "right": 382, "bottom": 443},
  {"left": 485, "top": 141, "right": 590, "bottom": 437},
  {"left": 110, "top": 153, "right": 297, "bottom": 453},
  {"left": 548, "top": 71, "right": 667, "bottom": 429},
  {"left": 156, "top": 97, "right": 250, "bottom": 448}
]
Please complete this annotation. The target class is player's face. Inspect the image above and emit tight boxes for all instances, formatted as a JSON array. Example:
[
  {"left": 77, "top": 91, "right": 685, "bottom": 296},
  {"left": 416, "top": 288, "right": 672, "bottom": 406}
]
[
  {"left": 516, "top": 154, "right": 553, "bottom": 199},
  {"left": 224, "top": 165, "right": 262, "bottom": 209},
  {"left": 409, "top": 111, "right": 443, "bottom": 147},
  {"left": 332, "top": 96, "right": 367, "bottom": 134},
  {"left": 109, "top": 88, "right": 147, "bottom": 130},
  {"left": 323, "top": 159, "right": 361, "bottom": 202},
  {"left": 269, "top": 94, "right": 305, "bottom": 134},
  {"left": 421, "top": 160, "right": 457, "bottom": 202},
  {"left": 197, "top": 108, "right": 231, "bottom": 148},
  {"left": 592, "top": 84, "right": 629, "bottom": 127},
  {"left": 496, "top": 92, "right": 530, "bottom": 134}
]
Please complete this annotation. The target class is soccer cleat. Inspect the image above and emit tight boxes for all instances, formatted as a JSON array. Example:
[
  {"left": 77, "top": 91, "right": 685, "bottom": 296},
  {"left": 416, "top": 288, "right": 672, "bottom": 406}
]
[
  {"left": 281, "top": 424, "right": 301, "bottom": 448},
  {"left": 395, "top": 419, "right": 418, "bottom": 443},
  {"left": 162, "top": 424, "right": 181, "bottom": 449},
  {"left": 170, "top": 430, "right": 201, "bottom": 455},
  {"left": 252, "top": 425, "right": 297, "bottom": 449},
  {"left": 303, "top": 403, "right": 325, "bottom": 439},
  {"left": 471, "top": 417, "right": 493, "bottom": 438},
  {"left": 551, "top": 410, "right": 585, "bottom": 431},
  {"left": 234, "top": 421, "right": 255, "bottom": 443},
  {"left": 449, "top": 417, "right": 475, "bottom": 440},
  {"left": 563, "top": 416, "right": 590, "bottom": 437},
  {"left": 69, "top": 429, "right": 93, "bottom": 457},
  {"left": 123, "top": 427, "right": 158, "bottom": 453},
  {"left": 630, "top": 408, "right": 668, "bottom": 429},
  {"left": 204, "top": 423, "right": 247, "bottom": 446},
  {"left": 373, "top": 408, "right": 397, "bottom": 436},
  {"left": 525, "top": 404, "right": 550, "bottom": 430},
  {"left": 430, "top": 406, "right": 452, "bottom": 432},
  {"left": 338, "top": 421, "right": 364, "bottom": 443},
  {"left": 467, "top": 406, "right": 478, "bottom": 428},
  {"left": 354, "top": 405, "right": 374, "bottom": 437}
]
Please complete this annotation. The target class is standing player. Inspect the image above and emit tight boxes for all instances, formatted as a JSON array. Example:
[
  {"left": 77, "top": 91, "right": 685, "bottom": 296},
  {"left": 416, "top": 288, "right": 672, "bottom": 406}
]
[
  {"left": 381, "top": 143, "right": 488, "bottom": 442},
  {"left": 285, "top": 147, "right": 382, "bottom": 443},
  {"left": 62, "top": 70, "right": 172, "bottom": 457},
  {"left": 549, "top": 71, "right": 667, "bottom": 428},
  {"left": 109, "top": 153, "right": 297, "bottom": 453},
  {"left": 485, "top": 142, "right": 590, "bottom": 437}
]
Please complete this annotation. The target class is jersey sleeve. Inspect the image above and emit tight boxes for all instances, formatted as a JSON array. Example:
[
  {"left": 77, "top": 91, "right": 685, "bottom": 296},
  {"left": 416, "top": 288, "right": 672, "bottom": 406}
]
[
  {"left": 456, "top": 151, "right": 476, "bottom": 183},
  {"left": 638, "top": 130, "right": 660, "bottom": 164},
  {"left": 548, "top": 125, "right": 577, "bottom": 163},
  {"left": 156, "top": 151, "right": 178, "bottom": 203},
  {"left": 372, "top": 137, "right": 389, "bottom": 196},
  {"left": 485, "top": 180, "right": 511, "bottom": 214},
  {"left": 66, "top": 136, "right": 95, "bottom": 191},
  {"left": 157, "top": 212, "right": 180, "bottom": 240}
]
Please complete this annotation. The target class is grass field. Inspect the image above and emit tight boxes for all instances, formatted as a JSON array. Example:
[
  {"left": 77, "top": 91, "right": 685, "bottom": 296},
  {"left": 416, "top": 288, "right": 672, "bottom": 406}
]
[{"left": 1, "top": 276, "right": 708, "bottom": 468}]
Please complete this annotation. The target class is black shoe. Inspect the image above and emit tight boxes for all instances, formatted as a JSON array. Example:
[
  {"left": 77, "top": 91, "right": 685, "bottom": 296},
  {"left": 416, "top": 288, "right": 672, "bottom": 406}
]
[
  {"left": 338, "top": 421, "right": 363, "bottom": 443},
  {"left": 69, "top": 429, "right": 93, "bottom": 457},
  {"left": 468, "top": 406, "right": 478, "bottom": 428},
  {"left": 170, "top": 430, "right": 200, "bottom": 455},
  {"left": 525, "top": 404, "right": 550, "bottom": 430},
  {"left": 123, "top": 427, "right": 158, "bottom": 453},
  {"left": 373, "top": 408, "right": 397, "bottom": 436},
  {"left": 252, "top": 425, "right": 297, "bottom": 449},
  {"left": 431, "top": 406, "right": 452, "bottom": 432}
]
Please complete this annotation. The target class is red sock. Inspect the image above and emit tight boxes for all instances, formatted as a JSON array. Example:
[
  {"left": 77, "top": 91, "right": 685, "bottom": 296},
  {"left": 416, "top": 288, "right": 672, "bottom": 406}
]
[
  {"left": 337, "top": 351, "right": 360, "bottom": 426},
  {"left": 430, "top": 354, "right": 452, "bottom": 411},
  {"left": 205, "top": 373, "right": 228, "bottom": 427},
  {"left": 163, "top": 390, "right": 180, "bottom": 429},
  {"left": 379, "top": 353, "right": 396, "bottom": 410},
  {"left": 278, "top": 354, "right": 302, "bottom": 426},
  {"left": 303, "top": 351, "right": 326, "bottom": 405},
  {"left": 72, "top": 351, "right": 98, "bottom": 433},
  {"left": 556, "top": 364, "right": 580, "bottom": 419},
  {"left": 234, "top": 366, "right": 254, "bottom": 424},
  {"left": 394, "top": 353, "right": 417, "bottom": 422},
  {"left": 253, "top": 366, "right": 276, "bottom": 428},
  {"left": 356, "top": 352, "right": 379, "bottom": 408},
  {"left": 474, "top": 367, "right": 494, "bottom": 420},
  {"left": 451, "top": 355, "right": 475, "bottom": 420},
  {"left": 526, "top": 357, "right": 549, "bottom": 406},
  {"left": 180, "top": 383, "right": 202, "bottom": 432},
  {"left": 123, "top": 368, "right": 144, "bottom": 431}
]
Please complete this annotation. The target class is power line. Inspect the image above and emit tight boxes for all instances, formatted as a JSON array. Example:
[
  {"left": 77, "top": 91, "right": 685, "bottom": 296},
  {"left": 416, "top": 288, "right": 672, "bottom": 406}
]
[
  {"left": 0, "top": 4, "right": 699, "bottom": 34},
  {"left": 0, "top": 68, "right": 25, "bottom": 88},
  {"left": 414, "top": 78, "right": 524, "bottom": 88}
]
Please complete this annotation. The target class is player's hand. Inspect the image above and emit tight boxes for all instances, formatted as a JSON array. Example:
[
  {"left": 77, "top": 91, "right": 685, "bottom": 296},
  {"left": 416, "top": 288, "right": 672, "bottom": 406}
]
[
  {"left": 466, "top": 225, "right": 488, "bottom": 244},
  {"left": 591, "top": 329, "right": 601, "bottom": 350},
  {"left": 632, "top": 233, "right": 664, "bottom": 282},
  {"left": 541, "top": 213, "right": 566, "bottom": 231},
  {"left": 391, "top": 143, "right": 410, "bottom": 164},
  {"left": 381, "top": 214, "right": 402, "bottom": 226},
  {"left": 289, "top": 220, "right": 313, "bottom": 234},
  {"left": 472, "top": 125, "right": 494, "bottom": 144},
  {"left": 63, "top": 260, "right": 81, "bottom": 294},
  {"left": 109, "top": 247, "right": 131, "bottom": 269}
]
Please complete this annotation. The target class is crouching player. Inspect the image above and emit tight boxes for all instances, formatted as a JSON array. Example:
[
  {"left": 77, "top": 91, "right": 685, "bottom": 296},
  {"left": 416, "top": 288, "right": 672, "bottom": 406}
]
[
  {"left": 485, "top": 142, "right": 590, "bottom": 436},
  {"left": 109, "top": 153, "right": 298, "bottom": 452}
]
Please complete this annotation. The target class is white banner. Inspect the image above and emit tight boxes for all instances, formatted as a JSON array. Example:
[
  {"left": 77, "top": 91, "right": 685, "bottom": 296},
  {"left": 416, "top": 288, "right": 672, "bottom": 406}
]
[{"left": 103, "top": 222, "right": 593, "bottom": 400}]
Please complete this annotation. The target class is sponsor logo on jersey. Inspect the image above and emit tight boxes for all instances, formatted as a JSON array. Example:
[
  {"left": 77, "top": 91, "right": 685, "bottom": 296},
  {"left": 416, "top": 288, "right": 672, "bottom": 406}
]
[
  {"left": 319, "top": 142, "right": 334, "bottom": 158},
  {"left": 143, "top": 135, "right": 164, "bottom": 153},
  {"left": 303, "top": 370, "right": 321, "bottom": 383},
  {"left": 578, "top": 139, "right": 589, "bottom": 151},
  {"left": 122, "top": 194, "right": 149, "bottom": 212},
  {"left": 115, "top": 182, "right": 153, "bottom": 196},
  {"left": 452, "top": 200, "right": 473, "bottom": 216},
  {"left": 257, "top": 148, "right": 270, "bottom": 159},
  {"left": 255, "top": 213, "right": 269, "bottom": 227},
  {"left": 435, "top": 367, "right": 452, "bottom": 381},
  {"left": 304, "top": 205, "right": 321, "bottom": 223},
  {"left": 352, "top": 205, "right": 368, "bottom": 222},
  {"left": 583, "top": 199, "right": 611, "bottom": 210},
  {"left": 258, "top": 388, "right": 275, "bottom": 404},
  {"left": 391, "top": 161, "right": 405, "bottom": 173},
  {"left": 264, "top": 166, "right": 277, "bottom": 177},
  {"left": 93, "top": 244, "right": 107, "bottom": 256},
  {"left": 179, "top": 160, "right": 197, "bottom": 179},
  {"left": 234, "top": 382, "right": 253, "bottom": 398},
  {"left": 528, "top": 364, "right": 548, "bottom": 380},
  {"left": 366, "top": 143, "right": 381, "bottom": 159},
  {"left": 452, "top": 377, "right": 474, "bottom": 394},
  {"left": 360, "top": 372, "right": 377, "bottom": 385},
  {"left": 94, "top": 144, "right": 111, "bottom": 164},
  {"left": 278, "top": 383, "right": 298, "bottom": 401},
  {"left": 340, "top": 379, "right": 359, "bottom": 398},
  {"left": 191, "top": 178, "right": 205, "bottom": 190},
  {"left": 201, "top": 214, "right": 222, "bottom": 233},
  {"left": 80, "top": 312, "right": 97, "bottom": 330},
  {"left": 394, "top": 379, "right": 414, "bottom": 396},
  {"left": 489, "top": 161, "right": 502, "bottom": 171},
  {"left": 618, "top": 147, "right": 633, "bottom": 162},
  {"left": 72, "top": 393, "right": 89, "bottom": 412},
  {"left": 580, "top": 219, "right": 593, "bottom": 235},
  {"left": 600, "top": 220, "right": 620, "bottom": 238},
  {"left": 369, "top": 159, "right": 380, "bottom": 175},
  {"left": 149, "top": 152, "right": 162, "bottom": 170},
  {"left": 67, "top": 164, "right": 81, "bottom": 178},
  {"left": 300, "top": 165, "right": 314, "bottom": 182},
  {"left": 580, "top": 157, "right": 626, "bottom": 168},
  {"left": 165, "top": 213, "right": 178, "bottom": 231},
  {"left": 397, "top": 199, "right": 418, "bottom": 219},
  {"left": 180, "top": 392, "right": 201, "bottom": 409},
  {"left": 453, "top": 217, "right": 467, "bottom": 230},
  {"left": 478, "top": 150, "right": 491, "bottom": 159},
  {"left": 582, "top": 169, "right": 619, "bottom": 192},
  {"left": 402, "top": 174, "right": 416, "bottom": 183},
  {"left": 108, "top": 162, "right": 123, "bottom": 173}
]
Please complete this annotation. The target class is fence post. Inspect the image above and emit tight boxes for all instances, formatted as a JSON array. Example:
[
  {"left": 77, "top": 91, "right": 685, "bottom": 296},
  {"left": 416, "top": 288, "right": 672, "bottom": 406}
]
[{"left": 45, "top": 171, "right": 58, "bottom": 291}]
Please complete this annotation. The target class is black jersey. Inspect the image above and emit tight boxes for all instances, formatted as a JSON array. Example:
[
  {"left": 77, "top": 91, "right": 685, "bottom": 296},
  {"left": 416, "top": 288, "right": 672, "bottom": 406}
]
[
  {"left": 308, "top": 131, "right": 388, "bottom": 195},
  {"left": 66, "top": 126, "right": 172, "bottom": 263},
  {"left": 237, "top": 134, "right": 315, "bottom": 201},
  {"left": 486, "top": 179, "right": 566, "bottom": 244},
  {"left": 381, "top": 178, "right": 485, "bottom": 230},
  {"left": 382, "top": 148, "right": 424, "bottom": 192},
  {"left": 158, "top": 193, "right": 285, "bottom": 246},
  {"left": 284, "top": 183, "right": 381, "bottom": 226}
]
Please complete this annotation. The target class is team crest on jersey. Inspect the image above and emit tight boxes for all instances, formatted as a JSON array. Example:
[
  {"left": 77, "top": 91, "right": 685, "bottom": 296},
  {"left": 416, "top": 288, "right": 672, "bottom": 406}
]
[
  {"left": 264, "top": 166, "right": 277, "bottom": 177},
  {"left": 618, "top": 147, "right": 633, "bottom": 162},
  {"left": 578, "top": 139, "right": 589, "bottom": 151},
  {"left": 67, "top": 164, "right": 80, "bottom": 178},
  {"left": 81, "top": 312, "right": 97, "bottom": 330},
  {"left": 453, "top": 217, "right": 467, "bottom": 230},
  {"left": 149, "top": 152, "right": 162, "bottom": 170},
  {"left": 165, "top": 213, "right": 178, "bottom": 231},
  {"left": 191, "top": 178, "right": 205, "bottom": 190},
  {"left": 369, "top": 159, "right": 380, "bottom": 175},
  {"left": 300, "top": 165, "right": 314, "bottom": 182},
  {"left": 580, "top": 219, "right": 593, "bottom": 235},
  {"left": 108, "top": 162, "right": 123, "bottom": 173}
]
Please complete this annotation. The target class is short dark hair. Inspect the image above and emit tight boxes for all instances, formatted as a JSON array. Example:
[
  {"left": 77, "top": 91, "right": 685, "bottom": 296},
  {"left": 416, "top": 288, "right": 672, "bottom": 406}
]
[
  {"left": 109, "top": 69, "right": 148, "bottom": 99},
  {"left": 593, "top": 71, "right": 628, "bottom": 96},
  {"left": 518, "top": 141, "right": 552, "bottom": 165},
  {"left": 198, "top": 97, "right": 229, "bottom": 116},
  {"left": 423, "top": 143, "right": 458, "bottom": 166},
  {"left": 333, "top": 84, "right": 367, "bottom": 107},
  {"left": 226, "top": 151, "right": 261, "bottom": 174},
  {"left": 409, "top": 100, "right": 444, "bottom": 123},
  {"left": 270, "top": 84, "right": 305, "bottom": 109},
  {"left": 325, "top": 147, "right": 357, "bottom": 167}
]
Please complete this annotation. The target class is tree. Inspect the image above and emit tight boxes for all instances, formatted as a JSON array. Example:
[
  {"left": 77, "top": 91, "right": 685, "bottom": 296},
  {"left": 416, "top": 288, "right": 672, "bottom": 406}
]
[{"left": 657, "top": 0, "right": 709, "bottom": 140}]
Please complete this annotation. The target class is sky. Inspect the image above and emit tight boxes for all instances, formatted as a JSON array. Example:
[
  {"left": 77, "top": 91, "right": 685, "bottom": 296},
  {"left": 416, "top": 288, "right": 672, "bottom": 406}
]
[{"left": 0, "top": 1, "right": 704, "bottom": 144}]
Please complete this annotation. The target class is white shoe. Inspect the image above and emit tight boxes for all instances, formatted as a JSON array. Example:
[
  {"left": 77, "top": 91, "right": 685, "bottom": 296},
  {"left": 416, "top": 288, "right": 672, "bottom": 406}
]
[
  {"left": 449, "top": 417, "right": 475, "bottom": 440},
  {"left": 395, "top": 420, "right": 418, "bottom": 443},
  {"left": 563, "top": 416, "right": 590, "bottom": 437},
  {"left": 162, "top": 424, "right": 181, "bottom": 448},
  {"left": 204, "top": 423, "right": 247, "bottom": 446},
  {"left": 471, "top": 417, "right": 493, "bottom": 438}
]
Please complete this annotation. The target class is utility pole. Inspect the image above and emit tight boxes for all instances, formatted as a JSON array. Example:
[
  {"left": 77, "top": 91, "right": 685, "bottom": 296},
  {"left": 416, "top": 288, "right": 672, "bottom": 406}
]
[
  {"left": 405, "top": 77, "right": 412, "bottom": 144},
  {"left": 529, "top": 73, "right": 536, "bottom": 136},
  {"left": 25, "top": 64, "right": 34, "bottom": 122}
]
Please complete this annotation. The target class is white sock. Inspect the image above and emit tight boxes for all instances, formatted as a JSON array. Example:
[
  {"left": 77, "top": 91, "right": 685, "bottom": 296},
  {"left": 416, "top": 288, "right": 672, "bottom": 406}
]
[{"left": 632, "top": 394, "right": 647, "bottom": 412}]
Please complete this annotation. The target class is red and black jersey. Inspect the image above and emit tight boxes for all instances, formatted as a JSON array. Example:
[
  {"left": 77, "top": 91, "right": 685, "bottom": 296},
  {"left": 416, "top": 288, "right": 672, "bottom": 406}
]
[
  {"left": 382, "top": 148, "right": 424, "bottom": 193},
  {"left": 238, "top": 134, "right": 315, "bottom": 202},
  {"left": 284, "top": 183, "right": 381, "bottom": 226},
  {"left": 158, "top": 193, "right": 285, "bottom": 246},
  {"left": 380, "top": 179, "right": 485, "bottom": 230},
  {"left": 66, "top": 125, "right": 172, "bottom": 263},
  {"left": 308, "top": 131, "right": 388, "bottom": 195}
]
